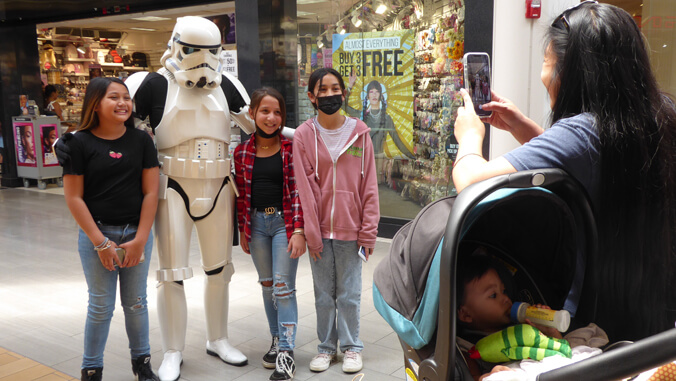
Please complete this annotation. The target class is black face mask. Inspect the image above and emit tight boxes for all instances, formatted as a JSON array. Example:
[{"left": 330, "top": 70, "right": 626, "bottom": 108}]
[
  {"left": 316, "top": 94, "right": 343, "bottom": 115},
  {"left": 256, "top": 126, "right": 280, "bottom": 138}
]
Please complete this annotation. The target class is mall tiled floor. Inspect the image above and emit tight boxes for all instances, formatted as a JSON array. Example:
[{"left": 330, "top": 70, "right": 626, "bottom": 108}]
[{"left": 0, "top": 185, "right": 407, "bottom": 380}]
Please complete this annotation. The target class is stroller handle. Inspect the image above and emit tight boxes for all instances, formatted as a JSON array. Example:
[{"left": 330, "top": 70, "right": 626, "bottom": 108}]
[
  {"left": 419, "top": 169, "right": 597, "bottom": 381},
  {"left": 537, "top": 327, "right": 676, "bottom": 381}
]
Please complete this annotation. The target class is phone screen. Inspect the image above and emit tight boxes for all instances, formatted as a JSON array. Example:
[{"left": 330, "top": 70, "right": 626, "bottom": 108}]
[{"left": 463, "top": 53, "right": 492, "bottom": 117}]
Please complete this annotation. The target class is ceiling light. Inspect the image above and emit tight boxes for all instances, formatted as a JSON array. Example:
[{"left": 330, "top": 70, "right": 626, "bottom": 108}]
[
  {"left": 131, "top": 16, "right": 171, "bottom": 22},
  {"left": 77, "top": 46, "right": 86, "bottom": 54},
  {"left": 317, "top": 37, "right": 324, "bottom": 48},
  {"left": 352, "top": 15, "right": 362, "bottom": 28},
  {"left": 375, "top": 3, "right": 387, "bottom": 14},
  {"left": 130, "top": 27, "right": 157, "bottom": 32},
  {"left": 339, "top": 25, "right": 346, "bottom": 34}
]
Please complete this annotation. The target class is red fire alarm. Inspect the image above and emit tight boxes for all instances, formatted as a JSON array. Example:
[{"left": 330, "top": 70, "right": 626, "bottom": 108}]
[{"left": 526, "top": 0, "right": 542, "bottom": 19}]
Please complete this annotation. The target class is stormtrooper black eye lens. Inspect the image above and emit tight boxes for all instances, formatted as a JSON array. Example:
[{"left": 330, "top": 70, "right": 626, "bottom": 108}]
[
  {"left": 182, "top": 46, "right": 198, "bottom": 54},
  {"left": 210, "top": 49, "right": 218, "bottom": 55}
]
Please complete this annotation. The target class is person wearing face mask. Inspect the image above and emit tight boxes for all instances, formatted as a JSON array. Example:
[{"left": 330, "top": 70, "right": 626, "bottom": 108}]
[{"left": 292, "top": 68, "right": 380, "bottom": 374}]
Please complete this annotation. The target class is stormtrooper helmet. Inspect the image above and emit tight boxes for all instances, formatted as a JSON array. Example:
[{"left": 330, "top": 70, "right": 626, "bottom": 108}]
[{"left": 161, "top": 16, "right": 223, "bottom": 89}]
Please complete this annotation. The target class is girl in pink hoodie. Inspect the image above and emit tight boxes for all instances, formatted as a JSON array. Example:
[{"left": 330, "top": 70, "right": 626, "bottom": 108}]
[{"left": 292, "top": 68, "right": 379, "bottom": 374}]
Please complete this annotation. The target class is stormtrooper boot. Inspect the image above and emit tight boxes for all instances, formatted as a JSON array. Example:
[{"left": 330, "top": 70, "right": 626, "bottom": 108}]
[
  {"left": 157, "top": 350, "right": 182, "bottom": 381},
  {"left": 206, "top": 338, "right": 248, "bottom": 366}
]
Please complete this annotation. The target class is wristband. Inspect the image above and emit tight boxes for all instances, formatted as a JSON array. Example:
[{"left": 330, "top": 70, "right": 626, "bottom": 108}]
[
  {"left": 94, "top": 237, "right": 109, "bottom": 249},
  {"left": 452, "top": 153, "right": 484, "bottom": 169}
]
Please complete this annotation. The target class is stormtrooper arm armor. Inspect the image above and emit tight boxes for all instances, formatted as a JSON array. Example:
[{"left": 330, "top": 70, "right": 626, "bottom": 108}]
[{"left": 221, "top": 72, "right": 254, "bottom": 135}]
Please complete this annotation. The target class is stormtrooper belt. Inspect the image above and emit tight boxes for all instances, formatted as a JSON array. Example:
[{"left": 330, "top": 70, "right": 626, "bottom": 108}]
[
  {"left": 159, "top": 154, "right": 231, "bottom": 179},
  {"left": 167, "top": 177, "right": 231, "bottom": 222}
]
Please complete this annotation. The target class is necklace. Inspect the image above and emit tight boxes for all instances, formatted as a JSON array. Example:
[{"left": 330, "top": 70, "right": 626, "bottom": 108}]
[
  {"left": 260, "top": 145, "right": 270, "bottom": 149},
  {"left": 370, "top": 108, "right": 381, "bottom": 117}
]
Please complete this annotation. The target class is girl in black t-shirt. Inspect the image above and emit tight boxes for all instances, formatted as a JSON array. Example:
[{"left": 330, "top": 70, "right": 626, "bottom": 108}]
[{"left": 62, "top": 77, "right": 160, "bottom": 381}]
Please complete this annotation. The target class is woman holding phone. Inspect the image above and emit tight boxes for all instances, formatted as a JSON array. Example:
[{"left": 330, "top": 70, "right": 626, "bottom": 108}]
[{"left": 452, "top": 2, "right": 676, "bottom": 342}]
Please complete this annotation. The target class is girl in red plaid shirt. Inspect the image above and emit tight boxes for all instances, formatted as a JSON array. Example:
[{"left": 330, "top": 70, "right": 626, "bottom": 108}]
[{"left": 234, "top": 87, "right": 305, "bottom": 381}]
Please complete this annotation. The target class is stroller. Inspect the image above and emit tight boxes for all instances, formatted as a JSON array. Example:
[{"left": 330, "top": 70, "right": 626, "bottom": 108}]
[{"left": 373, "top": 169, "right": 676, "bottom": 381}]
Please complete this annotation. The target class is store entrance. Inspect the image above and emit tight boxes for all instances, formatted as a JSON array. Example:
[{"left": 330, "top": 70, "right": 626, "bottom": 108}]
[{"left": 36, "top": 3, "right": 236, "bottom": 132}]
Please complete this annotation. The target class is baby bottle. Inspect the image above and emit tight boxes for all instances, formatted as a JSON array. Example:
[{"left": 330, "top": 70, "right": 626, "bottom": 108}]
[{"left": 510, "top": 302, "right": 570, "bottom": 332}]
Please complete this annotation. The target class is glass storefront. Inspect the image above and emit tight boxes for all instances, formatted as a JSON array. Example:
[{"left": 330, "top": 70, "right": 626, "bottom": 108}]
[{"left": 297, "top": 0, "right": 468, "bottom": 220}]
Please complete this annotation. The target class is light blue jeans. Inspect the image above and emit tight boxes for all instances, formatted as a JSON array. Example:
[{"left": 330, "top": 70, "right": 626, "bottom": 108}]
[
  {"left": 310, "top": 239, "right": 364, "bottom": 354},
  {"left": 78, "top": 224, "right": 153, "bottom": 369},
  {"left": 249, "top": 209, "right": 299, "bottom": 351}
]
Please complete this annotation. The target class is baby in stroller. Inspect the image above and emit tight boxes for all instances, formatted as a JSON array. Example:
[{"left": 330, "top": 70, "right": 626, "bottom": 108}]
[{"left": 456, "top": 250, "right": 602, "bottom": 381}]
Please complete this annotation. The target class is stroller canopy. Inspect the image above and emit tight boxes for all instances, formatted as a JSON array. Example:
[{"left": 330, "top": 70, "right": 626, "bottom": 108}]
[{"left": 374, "top": 186, "right": 583, "bottom": 349}]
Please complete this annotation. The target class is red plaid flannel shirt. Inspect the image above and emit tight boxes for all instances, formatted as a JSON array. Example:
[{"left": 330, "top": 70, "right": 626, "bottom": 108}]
[{"left": 234, "top": 135, "right": 303, "bottom": 243}]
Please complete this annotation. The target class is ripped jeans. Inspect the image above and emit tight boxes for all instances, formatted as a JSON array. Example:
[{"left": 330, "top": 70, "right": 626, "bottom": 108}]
[
  {"left": 249, "top": 209, "right": 299, "bottom": 351},
  {"left": 78, "top": 224, "right": 153, "bottom": 368}
]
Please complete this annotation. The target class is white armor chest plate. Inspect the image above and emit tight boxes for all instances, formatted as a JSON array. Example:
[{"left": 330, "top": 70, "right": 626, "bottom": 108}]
[
  {"left": 155, "top": 80, "right": 231, "bottom": 152},
  {"left": 155, "top": 79, "right": 232, "bottom": 180}
]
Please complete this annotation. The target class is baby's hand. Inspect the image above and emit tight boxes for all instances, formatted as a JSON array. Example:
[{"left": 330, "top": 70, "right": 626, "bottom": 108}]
[
  {"left": 524, "top": 311, "right": 564, "bottom": 339},
  {"left": 479, "top": 365, "right": 513, "bottom": 381}
]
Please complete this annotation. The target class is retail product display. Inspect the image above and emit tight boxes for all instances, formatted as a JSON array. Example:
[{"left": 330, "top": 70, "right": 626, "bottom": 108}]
[
  {"left": 38, "top": 31, "right": 150, "bottom": 129},
  {"left": 296, "top": 1, "right": 467, "bottom": 215},
  {"left": 400, "top": 2, "right": 465, "bottom": 205}
]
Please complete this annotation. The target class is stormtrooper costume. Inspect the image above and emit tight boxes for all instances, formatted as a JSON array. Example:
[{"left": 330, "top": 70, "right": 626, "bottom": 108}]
[{"left": 126, "top": 16, "right": 254, "bottom": 381}]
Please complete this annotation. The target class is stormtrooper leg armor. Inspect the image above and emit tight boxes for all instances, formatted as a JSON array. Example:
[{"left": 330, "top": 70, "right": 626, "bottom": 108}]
[
  {"left": 196, "top": 188, "right": 247, "bottom": 366},
  {"left": 155, "top": 182, "right": 246, "bottom": 381}
]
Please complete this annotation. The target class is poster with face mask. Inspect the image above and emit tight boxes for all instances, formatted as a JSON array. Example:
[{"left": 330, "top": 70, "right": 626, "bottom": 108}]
[{"left": 332, "top": 30, "right": 414, "bottom": 160}]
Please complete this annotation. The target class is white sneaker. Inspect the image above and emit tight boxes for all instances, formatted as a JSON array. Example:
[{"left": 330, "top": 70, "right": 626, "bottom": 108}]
[
  {"left": 158, "top": 350, "right": 182, "bottom": 381},
  {"left": 206, "top": 338, "right": 248, "bottom": 366},
  {"left": 309, "top": 352, "right": 335, "bottom": 372},
  {"left": 342, "top": 350, "right": 363, "bottom": 373}
]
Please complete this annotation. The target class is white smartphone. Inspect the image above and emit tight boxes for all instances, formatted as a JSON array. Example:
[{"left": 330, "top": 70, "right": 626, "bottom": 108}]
[
  {"left": 357, "top": 246, "right": 368, "bottom": 262},
  {"left": 463, "top": 52, "right": 493, "bottom": 118}
]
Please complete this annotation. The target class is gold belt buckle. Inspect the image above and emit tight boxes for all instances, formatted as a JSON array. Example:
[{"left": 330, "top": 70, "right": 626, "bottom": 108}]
[{"left": 264, "top": 207, "right": 276, "bottom": 215}]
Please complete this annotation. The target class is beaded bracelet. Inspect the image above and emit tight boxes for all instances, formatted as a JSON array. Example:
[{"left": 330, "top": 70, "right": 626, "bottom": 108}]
[
  {"left": 94, "top": 242, "right": 111, "bottom": 252},
  {"left": 94, "top": 237, "right": 109, "bottom": 250}
]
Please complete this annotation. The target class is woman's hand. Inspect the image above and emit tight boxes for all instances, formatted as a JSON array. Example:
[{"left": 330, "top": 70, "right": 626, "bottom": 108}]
[
  {"left": 480, "top": 91, "right": 544, "bottom": 144},
  {"left": 455, "top": 89, "right": 487, "bottom": 146},
  {"left": 240, "top": 231, "right": 250, "bottom": 254},
  {"left": 98, "top": 241, "right": 120, "bottom": 271},
  {"left": 118, "top": 238, "right": 145, "bottom": 268},
  {"left": 288, "top": 234, "right": 307, "bottom": 259}
]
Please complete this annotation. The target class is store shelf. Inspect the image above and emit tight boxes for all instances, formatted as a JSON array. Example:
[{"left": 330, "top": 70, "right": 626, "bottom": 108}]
[
  {"left": 63, "top": 73, "right": 88, "bottom": 77},
  {"left": 64, "top": 58, "right": 95, "bottom": 63},
  {"left": 101, "top": 63, "right": 124, "bottom": 67},
  {"left": 122, "top": 66, "right": 148, "bottom": 71}
]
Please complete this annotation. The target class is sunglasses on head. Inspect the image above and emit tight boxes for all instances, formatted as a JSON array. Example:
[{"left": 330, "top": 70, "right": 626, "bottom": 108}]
[{"left": 551, "top": 0, "right": 598, "bottom": 31}]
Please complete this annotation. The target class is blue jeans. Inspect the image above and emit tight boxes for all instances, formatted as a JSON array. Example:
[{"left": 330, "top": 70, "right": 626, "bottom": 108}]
[
  {"left": 78, "top": 224, "right": 153, "bottom": 368},
  {"left": 249, "top": 209, "right": 299, "bottom": 351},
  {"left": 310, "top": 239, "right": 363, "bottom": 354}
]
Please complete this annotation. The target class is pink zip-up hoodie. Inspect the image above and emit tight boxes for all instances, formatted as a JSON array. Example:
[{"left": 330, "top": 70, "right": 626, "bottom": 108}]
[{"left": 292, "top": 117, "right": 380, "bottom": 254}]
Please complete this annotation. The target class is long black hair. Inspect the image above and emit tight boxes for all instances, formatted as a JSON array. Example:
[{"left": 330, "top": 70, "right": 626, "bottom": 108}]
[
  {"left": 307, "top": 67, "right": 346, "bottom": 111},
  {"left": 546, "top": 2, "right": 676, "bottom": 340}
]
